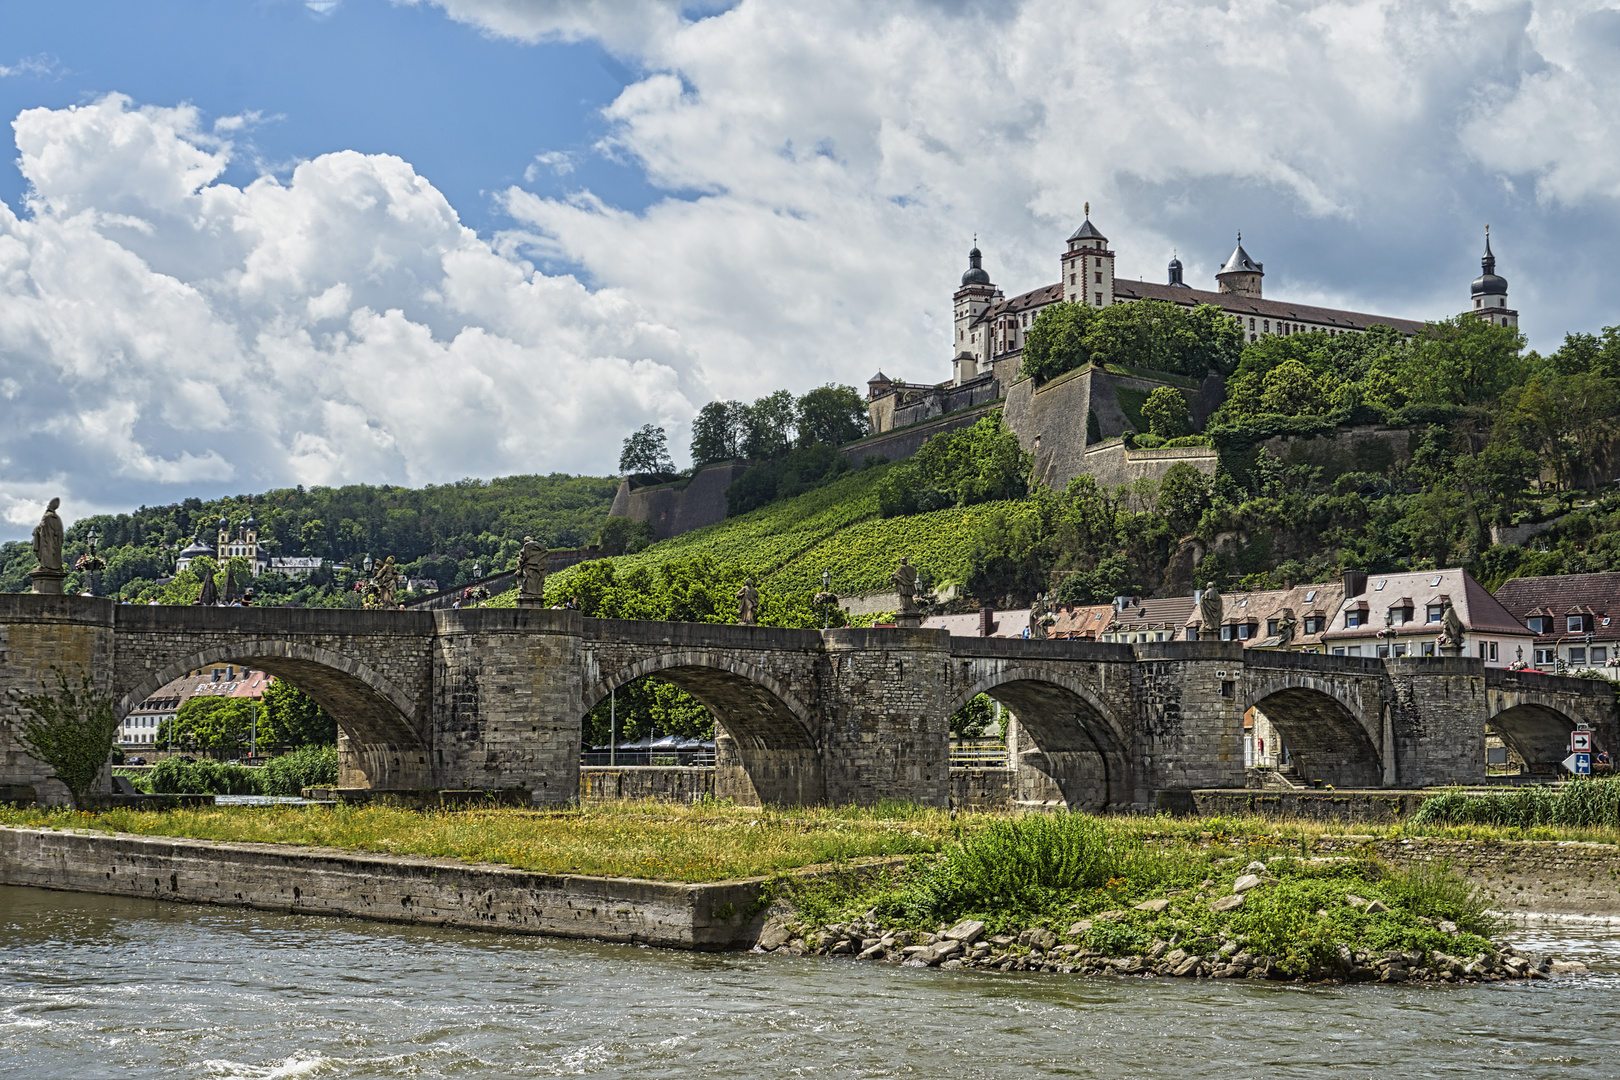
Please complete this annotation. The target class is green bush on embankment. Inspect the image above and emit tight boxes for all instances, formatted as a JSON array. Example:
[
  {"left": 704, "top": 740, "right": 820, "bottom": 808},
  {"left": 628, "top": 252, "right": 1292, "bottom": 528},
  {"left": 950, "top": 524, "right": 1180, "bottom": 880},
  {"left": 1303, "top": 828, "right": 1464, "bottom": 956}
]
[
  {"left": 114, "top": 746, "right": 338, "bottom": 797},
  {"left": 783, "top": 812, "right": 1500, "bottom": 977},
  {"left": 1411, "top": 777, "right": 1620, "bottom": 830}
]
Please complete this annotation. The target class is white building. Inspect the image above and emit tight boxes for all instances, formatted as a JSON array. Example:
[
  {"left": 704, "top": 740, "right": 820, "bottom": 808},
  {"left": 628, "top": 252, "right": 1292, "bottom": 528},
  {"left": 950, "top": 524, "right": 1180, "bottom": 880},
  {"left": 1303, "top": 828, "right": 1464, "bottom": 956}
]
[{"left": 1320, "top": 568, "right": 1532, "bottom": 666}]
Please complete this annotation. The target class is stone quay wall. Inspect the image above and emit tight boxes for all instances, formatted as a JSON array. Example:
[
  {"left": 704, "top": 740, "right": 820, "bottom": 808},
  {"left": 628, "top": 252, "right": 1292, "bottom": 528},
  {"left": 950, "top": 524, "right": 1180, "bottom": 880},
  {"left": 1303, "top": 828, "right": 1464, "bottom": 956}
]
[
  {"left": 580, "top": 767, "right": 715, "bottom": 802},
  {"left": 0, "top": 825, "right": 768, "bottom": 950},
  {"left": 1193, "top": 788, "right": 1432, "bottom": 824}
]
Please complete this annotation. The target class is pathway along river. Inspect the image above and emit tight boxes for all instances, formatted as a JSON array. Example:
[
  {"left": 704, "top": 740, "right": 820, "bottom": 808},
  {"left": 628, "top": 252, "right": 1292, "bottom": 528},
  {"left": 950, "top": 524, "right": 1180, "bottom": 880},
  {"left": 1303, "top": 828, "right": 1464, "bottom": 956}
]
[{"left": 4, "top": 884, "right": 1620, "bottom": 1079}]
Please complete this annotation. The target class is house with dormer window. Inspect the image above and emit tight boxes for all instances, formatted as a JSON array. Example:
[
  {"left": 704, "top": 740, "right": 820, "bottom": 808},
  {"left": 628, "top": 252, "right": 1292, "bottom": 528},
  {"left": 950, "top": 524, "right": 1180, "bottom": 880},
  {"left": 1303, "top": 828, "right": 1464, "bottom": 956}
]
[
  {"left": 1322, "top": 568, "right": 1532, "bottom": 665},
  {"left": 1493, "top": 572, "right": 1620, "bottom": 674}
]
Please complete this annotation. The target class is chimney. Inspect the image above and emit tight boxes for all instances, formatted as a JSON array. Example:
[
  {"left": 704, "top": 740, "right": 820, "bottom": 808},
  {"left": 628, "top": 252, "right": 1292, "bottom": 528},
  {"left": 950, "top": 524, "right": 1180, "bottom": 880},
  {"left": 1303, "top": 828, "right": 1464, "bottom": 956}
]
[
  {"left": 1342, "top": 570, "right": 1367, "bottom": 598},
  {"left": 979, "top": 606, "right": 994, "bottom": 637}
]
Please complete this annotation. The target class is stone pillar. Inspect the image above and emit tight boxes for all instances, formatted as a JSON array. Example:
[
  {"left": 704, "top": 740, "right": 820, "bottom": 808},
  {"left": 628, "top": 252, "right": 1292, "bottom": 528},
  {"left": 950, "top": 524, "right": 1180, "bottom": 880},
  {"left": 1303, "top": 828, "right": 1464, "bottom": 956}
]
[
  {"left": 29, "top": 568, "right": 66, "bottom": 596},
  {"left": 432, "top": 607, "right": 584, "bottom": 805},
  {"left": 818, "top": 627, "right": 952, "bottom": 806},
  {"left": 0, "top": 595, "right": 116, "bottom": 805},
  {"left": 1132, "top": 641, "right": 1248, "bottom": 806},
  {"left": 1385, "top": 657, "right": 1487, "bottom": 786}
]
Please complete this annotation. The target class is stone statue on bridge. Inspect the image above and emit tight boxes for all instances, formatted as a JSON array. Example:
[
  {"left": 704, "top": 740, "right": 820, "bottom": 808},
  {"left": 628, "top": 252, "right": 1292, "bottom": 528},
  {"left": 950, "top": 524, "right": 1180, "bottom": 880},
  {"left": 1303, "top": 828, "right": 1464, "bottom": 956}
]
[
  {"left": 373, "top": 556, "right": 401, "bottom": 608},
  {"left": 1198, "top": 585, "right": 1224, "bottom": 638},
  {"left": 1029, "top": 593, "right": 1051, "bottom": 641},
  {"left": 1438, "top": 601, "right": 1465, "bottom": 655},
  {"left": 892, "top": 557, "right": 921, "bottom": 629},
  {"left": 736, "top": 577, "right": 760, "bottom": 625},
  {"left": 1274, "top": 608, "right": 1297, "bottom": 649},
  {"left": 29, "top": 497, "right": 65, "bottom": 595},
  {"left": 516, "top": 537, "right": 548, "bottom": 607},
  {"left": 197, "top": 567, "right": 219, "bottom": 606}
]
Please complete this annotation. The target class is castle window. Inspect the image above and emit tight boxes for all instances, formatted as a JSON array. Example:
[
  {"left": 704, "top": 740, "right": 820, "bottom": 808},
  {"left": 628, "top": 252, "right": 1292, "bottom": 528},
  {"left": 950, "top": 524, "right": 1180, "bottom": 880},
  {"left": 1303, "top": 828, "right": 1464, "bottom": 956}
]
[
  {"left": 1069, "top": 274, "right": 1075, "bottom": 285},
  {"left": 1248, "top": 318, "right": 1255, "bottom": 329},
  {"left": 1094, "top": 271, "right": 1102, "bottom": 283},
  {"left": 1094, "top": 292, "right": 1102, "bottom": 305},
  {"left": 1263, "top": 320, "right": 1270, "bottom": 332}
]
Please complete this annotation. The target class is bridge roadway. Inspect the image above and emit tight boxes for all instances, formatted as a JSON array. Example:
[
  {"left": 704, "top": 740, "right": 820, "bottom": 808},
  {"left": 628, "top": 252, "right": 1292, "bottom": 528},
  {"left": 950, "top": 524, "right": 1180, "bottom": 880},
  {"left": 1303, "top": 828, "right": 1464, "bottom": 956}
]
[{"left": 2, "top": 596, "right": 1613, "bottom": 808}]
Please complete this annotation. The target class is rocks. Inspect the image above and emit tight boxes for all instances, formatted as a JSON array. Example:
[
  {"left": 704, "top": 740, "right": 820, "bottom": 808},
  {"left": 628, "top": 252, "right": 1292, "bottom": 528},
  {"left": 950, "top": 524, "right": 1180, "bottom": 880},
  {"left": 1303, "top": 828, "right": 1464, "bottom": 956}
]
[
  {"left": 942, "top": 919, "right": 985, "bottom": 944},
  {"left": 1209, "top": 893, "right": 1246, "bottom": 912},
  {"left": 1364, "top": 900, "right": 1390, "bottom": 914},
  {"left": 1065, "top": 921, "right": 1091, "bottom": 936},
  {"left": 1437, "top": 920, "right": 1458, "bottom": 934},
  {"left": 1232, "top": 874, "right": 1265, "bottom": 893},
  {"left": 1134, "top": 898, "right": 1171, "bottom": 913},
  {"left": 757, "top": 920, "right": 792, "bottom": 951},
  {"left": 1344, "top": 893, "right": 1367, "bottom": 908},
  {"left": 1549, "top": 960, "right": 1589, "bottom": 974},
  {"left": 1018, "top": 928, "right": 1057, "bottom": 951}
]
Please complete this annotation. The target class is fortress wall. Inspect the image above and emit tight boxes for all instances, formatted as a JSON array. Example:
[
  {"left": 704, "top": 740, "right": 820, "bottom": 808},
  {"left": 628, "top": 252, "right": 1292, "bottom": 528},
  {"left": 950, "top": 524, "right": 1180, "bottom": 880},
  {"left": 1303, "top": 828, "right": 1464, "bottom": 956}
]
[
  {"left": 609, "top": 460, "right": 751, "bottom": 541},
  {"left": 835, "top": 405, "right": 995, "bottom": 467},
  {"left": 1003, "top": 369, "right": 1093, "bottom": 490},
  {"left": 1081, "top": 442, "right": 1220, "bottom": 490}
]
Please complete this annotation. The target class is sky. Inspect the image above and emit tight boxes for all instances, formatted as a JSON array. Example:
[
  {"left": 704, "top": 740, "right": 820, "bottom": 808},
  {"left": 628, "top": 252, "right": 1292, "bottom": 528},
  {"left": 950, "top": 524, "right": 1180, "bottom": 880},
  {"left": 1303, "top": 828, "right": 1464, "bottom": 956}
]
[{"left": 2, "top": 0, "right": 1619, "bottom": 539}]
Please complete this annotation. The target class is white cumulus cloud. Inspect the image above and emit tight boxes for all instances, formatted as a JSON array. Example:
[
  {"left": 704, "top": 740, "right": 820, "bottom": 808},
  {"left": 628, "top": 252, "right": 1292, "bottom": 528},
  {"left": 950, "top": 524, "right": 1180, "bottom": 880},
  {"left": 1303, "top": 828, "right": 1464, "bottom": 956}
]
[{"left": 0, "top": 93, "right": 696, "bottom": 537}]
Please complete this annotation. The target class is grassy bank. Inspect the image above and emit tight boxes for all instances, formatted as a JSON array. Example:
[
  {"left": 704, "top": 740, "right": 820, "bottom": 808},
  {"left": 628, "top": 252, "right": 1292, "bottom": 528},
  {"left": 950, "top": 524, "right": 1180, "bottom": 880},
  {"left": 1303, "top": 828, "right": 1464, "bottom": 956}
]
[{"left": 0, "top": 800, "right": 956, "bottom": 883}]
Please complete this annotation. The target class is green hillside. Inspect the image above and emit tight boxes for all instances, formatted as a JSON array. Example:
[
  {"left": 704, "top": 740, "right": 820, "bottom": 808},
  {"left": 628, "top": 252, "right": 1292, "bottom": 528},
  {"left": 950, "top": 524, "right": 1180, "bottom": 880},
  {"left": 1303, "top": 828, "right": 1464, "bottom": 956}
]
[{"left": 486, "top": 461, "right": 1034, "bottom": 609}]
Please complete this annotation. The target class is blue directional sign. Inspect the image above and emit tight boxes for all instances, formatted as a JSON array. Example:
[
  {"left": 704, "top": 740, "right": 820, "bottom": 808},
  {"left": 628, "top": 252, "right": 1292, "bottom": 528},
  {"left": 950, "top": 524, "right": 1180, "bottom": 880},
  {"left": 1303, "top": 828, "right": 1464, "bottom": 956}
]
[{"left": 1564, "top": 752, "right": 1592, "bottom": 775}]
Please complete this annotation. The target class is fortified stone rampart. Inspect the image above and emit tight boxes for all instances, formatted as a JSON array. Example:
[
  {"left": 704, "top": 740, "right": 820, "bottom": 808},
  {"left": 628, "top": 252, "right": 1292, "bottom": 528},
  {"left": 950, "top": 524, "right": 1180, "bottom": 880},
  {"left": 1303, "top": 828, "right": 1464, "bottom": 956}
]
[
  {"left": 608, "top": 459, "right": 752, "bottom": 542},
  {"left": 835, "top": 405, "right": 996, "bottom": 468}
]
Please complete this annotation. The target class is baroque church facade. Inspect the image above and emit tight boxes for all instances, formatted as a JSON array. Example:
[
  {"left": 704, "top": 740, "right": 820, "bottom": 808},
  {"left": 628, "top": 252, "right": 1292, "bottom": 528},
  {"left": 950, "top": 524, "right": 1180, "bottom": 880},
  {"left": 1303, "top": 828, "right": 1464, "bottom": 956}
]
[{"left": 866, "top": 212, "right": 1515, "bottom": 438}]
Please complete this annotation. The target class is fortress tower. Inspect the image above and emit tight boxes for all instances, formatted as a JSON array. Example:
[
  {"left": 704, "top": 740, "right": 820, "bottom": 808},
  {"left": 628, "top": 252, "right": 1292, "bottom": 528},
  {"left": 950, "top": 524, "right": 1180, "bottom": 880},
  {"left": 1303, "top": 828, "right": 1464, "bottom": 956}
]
[
  {"left": 953, "top": 243, "right": 999, "bottom": 382},
  {"left": 1059, "top": 204, "right": 1115, "bottom": 308},
  {"left": 1469, "top": 227, "right": 1517, "bottom": 328}
]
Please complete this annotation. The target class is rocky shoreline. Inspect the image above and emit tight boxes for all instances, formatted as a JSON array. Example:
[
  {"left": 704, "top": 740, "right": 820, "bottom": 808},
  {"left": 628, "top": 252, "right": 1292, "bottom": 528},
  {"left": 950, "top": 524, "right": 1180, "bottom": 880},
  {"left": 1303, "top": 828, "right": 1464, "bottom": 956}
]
[
  {"left": 759, "top": 856, "right": 1593, "bottom": 984},
  {"left": 755, "top": 914, "right": 1588, "bottom": 983}
]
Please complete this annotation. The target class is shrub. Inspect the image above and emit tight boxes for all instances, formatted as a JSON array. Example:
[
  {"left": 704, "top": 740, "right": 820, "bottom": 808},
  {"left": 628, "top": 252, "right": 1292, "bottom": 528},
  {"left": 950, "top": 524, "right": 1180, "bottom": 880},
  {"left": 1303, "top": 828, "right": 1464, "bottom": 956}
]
[
  {"left": 260, "top": 745, "right": 340, "bottom": 796},
  {"left": 1382, "top": 859, "right": 1501, "bottom": 938},
  {"left": 1411, "top": 777, "right": 1620, "bottom": 830},
  {"left": 147, "top": 757, "right": 261, "bottom": 796},
  {"left": 1142, "top": 386, "right": 1191, "bottom": 438}
]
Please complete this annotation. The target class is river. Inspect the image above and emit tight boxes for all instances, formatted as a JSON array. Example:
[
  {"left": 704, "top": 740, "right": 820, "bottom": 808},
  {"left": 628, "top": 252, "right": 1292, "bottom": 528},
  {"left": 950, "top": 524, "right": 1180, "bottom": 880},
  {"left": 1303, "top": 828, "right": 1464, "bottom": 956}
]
[{"left": 4, "top": 884, "right": 1619, "bottom": 1079}]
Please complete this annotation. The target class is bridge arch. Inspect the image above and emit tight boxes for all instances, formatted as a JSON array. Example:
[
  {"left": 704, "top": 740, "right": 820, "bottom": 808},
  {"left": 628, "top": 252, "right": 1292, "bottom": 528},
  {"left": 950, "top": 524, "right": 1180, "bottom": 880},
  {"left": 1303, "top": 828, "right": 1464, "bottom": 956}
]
[
  {"left": 1486, "top": 696, "right": 1581, "bottom": 775},
  {"left": 1246, "top": 676, "right": 1382, "bottom": 788},
  {"left": 119, "top": 639, "right": 428, "bottom": 788},
  {"left": 949, "top": 666, "right": 1130, "bottom": 810},
  {"left": 585, "top": 651, "right": 821, "bottom": 806}
]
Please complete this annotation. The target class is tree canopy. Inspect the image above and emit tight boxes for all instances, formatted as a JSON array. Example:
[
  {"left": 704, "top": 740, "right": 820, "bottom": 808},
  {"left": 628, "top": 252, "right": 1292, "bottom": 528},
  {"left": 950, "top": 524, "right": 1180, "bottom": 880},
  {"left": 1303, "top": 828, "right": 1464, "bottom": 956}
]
[{"left": 1020, "top": 300, "right": 1243, "bottom": 383}]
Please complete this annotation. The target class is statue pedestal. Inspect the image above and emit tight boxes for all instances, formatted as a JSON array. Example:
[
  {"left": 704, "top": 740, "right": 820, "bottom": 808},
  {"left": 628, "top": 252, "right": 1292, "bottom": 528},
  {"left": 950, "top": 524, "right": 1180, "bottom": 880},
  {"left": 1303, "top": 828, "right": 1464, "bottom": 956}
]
[
  {"left": 29, "top": 568, "right": 66, "bottom": 595},
  {"left": 894, "top": 612, "right": 922, "bottom": 629},
  {"left": 516, "top": 594, "right": 547, "bottom": 609},
  {"left": 1440, "top": 645, "right": 1463, "bottom": 658}
]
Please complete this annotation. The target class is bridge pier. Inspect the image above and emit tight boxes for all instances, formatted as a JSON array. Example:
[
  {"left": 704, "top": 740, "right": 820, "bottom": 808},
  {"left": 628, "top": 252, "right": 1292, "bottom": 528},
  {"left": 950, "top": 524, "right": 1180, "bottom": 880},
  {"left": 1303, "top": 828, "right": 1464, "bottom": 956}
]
[
  {"left": 0, "top": 596, "right": 116, "bottom": 804},
  {"left": 820, "top": 628, "right": 952, "bottom": 807}
]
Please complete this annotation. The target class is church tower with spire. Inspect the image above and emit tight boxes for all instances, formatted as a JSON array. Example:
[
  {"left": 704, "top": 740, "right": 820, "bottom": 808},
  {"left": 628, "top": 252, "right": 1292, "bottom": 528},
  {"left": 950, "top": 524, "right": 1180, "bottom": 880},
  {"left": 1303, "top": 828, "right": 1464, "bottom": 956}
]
[
  {"left": 953, "top": 241, "right": 998, "bottom": 382},
  {"left": 1060, "top": 203, "right": 1114, "bottom": 308},
  {"left": 1468, "top": 226, "right": 1517, "bottom": 328}
]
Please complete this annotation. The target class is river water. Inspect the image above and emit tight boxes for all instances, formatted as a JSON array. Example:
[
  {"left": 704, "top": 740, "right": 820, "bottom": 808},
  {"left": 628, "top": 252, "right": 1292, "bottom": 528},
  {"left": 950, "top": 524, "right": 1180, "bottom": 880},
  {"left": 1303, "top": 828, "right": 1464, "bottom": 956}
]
[{"left": 4, "top": 885, "right": 1620, "bottom": 1079}]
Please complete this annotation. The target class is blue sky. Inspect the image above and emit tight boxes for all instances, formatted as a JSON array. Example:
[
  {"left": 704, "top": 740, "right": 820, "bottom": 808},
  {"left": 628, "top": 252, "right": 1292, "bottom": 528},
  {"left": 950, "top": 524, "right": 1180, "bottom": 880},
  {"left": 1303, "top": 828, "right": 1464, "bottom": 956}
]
[{"left": 1, "top": 0, "right": 1618, "bottom": 537}]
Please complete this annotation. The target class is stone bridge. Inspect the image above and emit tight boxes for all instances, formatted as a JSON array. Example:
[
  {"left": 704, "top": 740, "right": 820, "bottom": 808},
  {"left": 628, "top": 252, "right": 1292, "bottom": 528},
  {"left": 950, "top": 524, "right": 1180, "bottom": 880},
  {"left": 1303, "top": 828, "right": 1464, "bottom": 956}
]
[{"left": 2, "top": 595, "right": 1613, "bottom": 808}]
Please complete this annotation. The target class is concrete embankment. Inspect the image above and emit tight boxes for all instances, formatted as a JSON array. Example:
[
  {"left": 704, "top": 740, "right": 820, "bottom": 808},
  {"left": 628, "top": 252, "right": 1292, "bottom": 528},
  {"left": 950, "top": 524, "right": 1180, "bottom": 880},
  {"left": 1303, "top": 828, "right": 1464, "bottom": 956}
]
[
  {"left": 1310, "top": 835, "right": 1620, "bottom": 919},
  {"left": 0, "top": 826, "right": 773, "bottom": 950}
]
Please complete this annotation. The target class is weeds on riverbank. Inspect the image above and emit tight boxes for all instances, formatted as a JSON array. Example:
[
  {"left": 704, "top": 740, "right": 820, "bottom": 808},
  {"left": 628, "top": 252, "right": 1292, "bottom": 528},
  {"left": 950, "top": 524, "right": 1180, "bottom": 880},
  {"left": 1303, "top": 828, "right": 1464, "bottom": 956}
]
[
  {"left": 777, "top": 813, "right": 1502, "bottom": 977},
  {"left": 1412, "top": 777, "right": 1620, "bottom": 830},
  {"left": 114, "top": 748, "right": 339, "bottom": 798},
  {"left": 0, "top": 799, "right": 955, "bottom": 882}
]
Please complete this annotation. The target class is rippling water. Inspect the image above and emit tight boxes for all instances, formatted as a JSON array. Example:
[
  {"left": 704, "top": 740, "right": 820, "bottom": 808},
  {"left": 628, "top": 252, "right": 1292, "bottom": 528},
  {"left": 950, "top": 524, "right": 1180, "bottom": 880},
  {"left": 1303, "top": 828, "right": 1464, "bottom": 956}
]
[{"left": 4, "top": 884, "right": 1620, "bottom": 1079}]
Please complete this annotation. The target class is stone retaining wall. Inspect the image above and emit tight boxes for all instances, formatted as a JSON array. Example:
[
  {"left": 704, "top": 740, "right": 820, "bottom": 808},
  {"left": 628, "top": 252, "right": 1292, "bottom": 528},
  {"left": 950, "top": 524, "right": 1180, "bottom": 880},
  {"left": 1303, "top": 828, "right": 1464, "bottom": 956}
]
[
  {"left": 950, "top": 768, "right": 1013, "bottom": 810},
  {"left": 0, "top": 826, "right": 766, "bottom": 949},
  {"left": 580, "top": 767, "right": 714, "bottom": 802},
  {"left": 1193, "top": 788, "right": 1431, "bottom": 824}
]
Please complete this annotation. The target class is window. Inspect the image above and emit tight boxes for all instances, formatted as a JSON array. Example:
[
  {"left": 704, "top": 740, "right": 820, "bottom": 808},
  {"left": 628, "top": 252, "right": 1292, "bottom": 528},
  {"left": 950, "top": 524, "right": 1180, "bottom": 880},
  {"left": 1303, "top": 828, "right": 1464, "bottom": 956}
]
[
  {"left": 1095, "top": 292, "right": 1102, "bottom": 305},
  {"left": 1094, "top": 271, "right": 1102, "bottom": 283},
  {"left": 1069, "top": 274, "right": 1075, "bottom": 285},
  {"left": 1571, "top": 648, "right": 1588, "bottom": 664},
  {"left": 1393, "top": 643, "right": 1409, "bottom": 657},
  {"left": 1267, "top": 619, "right": 1279, "bottom": 637},
  {"left": 1594, "top": 647, "right": 1608, "bottom": 663},
  {"left": 1535, "top": 648, "right": 1555, "bottom": 666},
  {"left": 1568, "top": 615, "right": 1585, "bottom": 633},
  {"left": 1347, "top": 646, "right": 1362, "bottom": 657},
  {"left": 1221, "top": 626, "right": 1233, "bottom": 641},
  {"left": 1422, "top": 642, "right": 1436, "bottom": 657},
  {"left": 1332, "top": 647, "right": 1346, "bottom": 656},
  {"left": 1389, "top": 607, "right": 1409, "bottom": 626},
  {"left": 1237, "top": 624, "right": 1251, "bottom": 640},
  {"left": 1490, "top": 642, "right": 1498, "bottom": 661},
  {"left": 1427, "top": 605, "right": 1444, "bottom": 623},
  {"left": 1263, "top": 320, "right": 1270, "bottom": 332},
  {"left": 1528, "top": 616, "right": 1544, "bottom": 633},
  {"left": 1185, "top": 628, "right": 1198, "bottom": 641},
  {"left": 1304, "top": 616, "right": 1323, "bottom": 634},
  {"left": 1376, "top": 645, "right": 1391, "bottom": 658},
  {"left": 1346, "top": 612, "right": 1362, "bottom": 628},
  {"left": 1248, "top": 318, "right": 1255, "bottom": 329},
  {"left": 1479, "top": 643, "right": 1488, "bottom": 660},
  {"left": 1305, "top": 590, "right": 1317, "bottom": 602}
]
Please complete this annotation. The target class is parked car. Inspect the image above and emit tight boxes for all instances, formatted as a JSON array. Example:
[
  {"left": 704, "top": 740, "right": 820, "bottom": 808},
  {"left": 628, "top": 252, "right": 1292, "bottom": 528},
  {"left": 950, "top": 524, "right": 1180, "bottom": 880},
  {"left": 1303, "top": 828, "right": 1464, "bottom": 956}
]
[{"left": 126, "top": 756, "right": 146, "bottom": 765}]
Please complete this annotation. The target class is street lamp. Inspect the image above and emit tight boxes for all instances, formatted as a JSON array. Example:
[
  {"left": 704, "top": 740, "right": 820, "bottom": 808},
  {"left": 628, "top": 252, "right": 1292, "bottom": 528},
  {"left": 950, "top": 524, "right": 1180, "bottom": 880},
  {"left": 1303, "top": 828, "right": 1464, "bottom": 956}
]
[
  {"left": 473, "top": 560, "right": 482, "bottom": 580},
  {"left": 363, "top": 553, "right": 373, "bottom": 574},
  {"left": 86, "top": 527, "right": 100, "bottom": 596},
  {"left": 821, "top": 569, "right": 831, "bottom": 629}
]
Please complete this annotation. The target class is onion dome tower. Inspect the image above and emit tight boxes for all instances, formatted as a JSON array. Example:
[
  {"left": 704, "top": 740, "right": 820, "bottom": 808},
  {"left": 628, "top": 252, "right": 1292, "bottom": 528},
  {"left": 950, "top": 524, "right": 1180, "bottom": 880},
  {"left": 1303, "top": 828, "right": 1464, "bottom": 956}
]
[
  {"left": 1469, "top": 226, "right": 1517, "bottom": 328},
  {"left": 1167, "top": 251, "right": 1190, "bottom": 288},
  {"left": 953, "top": 239, "right": 998, "bottom": 384}
]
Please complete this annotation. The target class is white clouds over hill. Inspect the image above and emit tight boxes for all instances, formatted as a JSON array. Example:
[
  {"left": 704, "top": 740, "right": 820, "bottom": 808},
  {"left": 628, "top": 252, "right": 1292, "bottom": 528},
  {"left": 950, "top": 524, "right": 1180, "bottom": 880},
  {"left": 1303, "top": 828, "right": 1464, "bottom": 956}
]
[
  {"left": 0, "top": 94, "right": 693, "bottom": 532},
  {"left": 4, "top": 1, "right": 1619, "bottom": 533}
]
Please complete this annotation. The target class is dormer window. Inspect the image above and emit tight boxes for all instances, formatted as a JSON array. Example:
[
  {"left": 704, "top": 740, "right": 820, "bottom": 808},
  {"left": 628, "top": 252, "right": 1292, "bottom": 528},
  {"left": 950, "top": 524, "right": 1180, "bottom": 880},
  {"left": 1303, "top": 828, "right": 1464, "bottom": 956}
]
[
  {"left": 1528, "top": 616, "right": 1544, "bottom": 633},
  {"left": 1427, "top": 604, "right": 1444, "bottom": 623},
  {"left": 1267, "top": 619, "right": 1279, "bottom": 637},
  {"left": 1568, "top": 615, "right": 1586, "bottom": 633}
]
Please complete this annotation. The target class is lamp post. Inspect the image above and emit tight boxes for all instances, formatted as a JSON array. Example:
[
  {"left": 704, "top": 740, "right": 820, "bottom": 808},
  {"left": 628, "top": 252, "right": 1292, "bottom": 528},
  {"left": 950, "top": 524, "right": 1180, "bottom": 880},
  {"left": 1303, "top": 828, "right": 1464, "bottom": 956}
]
[
  {"left": 363, "top": 553, "right": 373, "bottom": 575},
  {"left": 821, "top": 569, "right": 831, "bottom": 629}
]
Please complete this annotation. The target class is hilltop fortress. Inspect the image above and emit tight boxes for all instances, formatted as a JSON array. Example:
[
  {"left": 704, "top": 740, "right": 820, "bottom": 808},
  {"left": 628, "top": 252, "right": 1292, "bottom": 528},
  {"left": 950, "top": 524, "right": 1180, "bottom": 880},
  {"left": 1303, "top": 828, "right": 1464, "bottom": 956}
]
[
  {"left": 613, "top": 216, "right": 1515, "bottom": 539},
  {"left": 860, "top": 213, "right": 1515, "bottom": 490}
]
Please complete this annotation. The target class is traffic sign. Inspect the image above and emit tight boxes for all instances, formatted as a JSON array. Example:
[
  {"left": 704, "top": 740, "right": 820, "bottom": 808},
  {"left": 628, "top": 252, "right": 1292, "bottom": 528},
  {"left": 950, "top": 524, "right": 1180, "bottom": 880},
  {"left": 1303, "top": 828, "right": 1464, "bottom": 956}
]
[
  {"left": 1573, "top": 731, "right": 1594, "bottom": 753},
  {"left": 1563, "top": 752, "right": 1592, "bottom": 775}
]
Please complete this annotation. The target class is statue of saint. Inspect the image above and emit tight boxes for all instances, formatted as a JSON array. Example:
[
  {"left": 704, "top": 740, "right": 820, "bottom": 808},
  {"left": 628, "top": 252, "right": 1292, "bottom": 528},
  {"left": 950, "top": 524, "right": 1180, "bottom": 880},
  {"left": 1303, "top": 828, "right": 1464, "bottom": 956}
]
[
  {"left": 892, "top": 557, "right": 919, "bottom": 616},
  {"left": 1275, "top": 607, "right": 1297, "bottom": 649},
  {"left": 736, "top": 577, "right": 760, "bottom": 625},
  {"left": 374, "top": 555, "right": 401, "bottom": 607},
  {"left": 221, "top": 566, "right": 240, "bottom": 605},
  {"left": 32, "top": 497, "right": 62, "bottom": 572},
  {"left": 1198, "top": 586, "right": 1224, "bottom": 637},
  {"left": 1029, "top": 593, "right": 1051, "bottom": 641},
  {"left": 517, "top": 536, "right": 549, "bottom": 600},
  {"left": 1439, "top": 601, "right": 1465, "bottom": 650}
]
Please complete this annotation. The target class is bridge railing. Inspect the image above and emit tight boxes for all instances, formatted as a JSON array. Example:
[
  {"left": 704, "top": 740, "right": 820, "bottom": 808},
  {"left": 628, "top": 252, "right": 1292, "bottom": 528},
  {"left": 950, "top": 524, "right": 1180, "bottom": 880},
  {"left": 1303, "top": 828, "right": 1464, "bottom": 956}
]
[
  {"left": 950, "top": 739, "right": 1009, "bottom": 768},
  {"left": 581, "top": 750, "right": 716, "bottom": 768}
]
